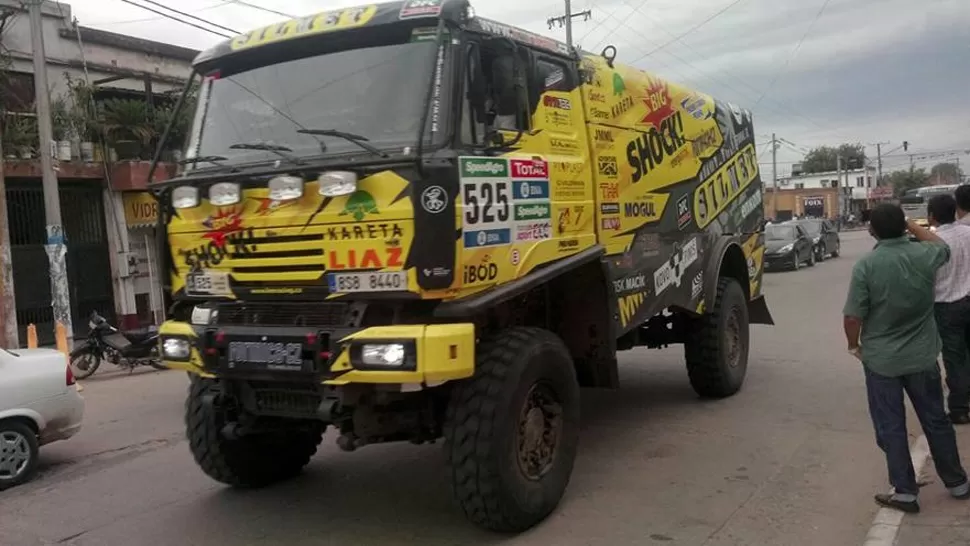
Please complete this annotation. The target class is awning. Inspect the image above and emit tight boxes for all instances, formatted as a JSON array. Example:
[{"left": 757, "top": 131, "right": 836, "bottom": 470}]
[{"left": 123, "top": 192, "right": 158, "bottom": 230}]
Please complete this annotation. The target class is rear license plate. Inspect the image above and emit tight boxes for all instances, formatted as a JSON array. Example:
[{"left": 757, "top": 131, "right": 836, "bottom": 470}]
[
  {"left": 327, "top": 271, "right": 407, "bottom": 293},
  {"left": 227, "top": 340, "right": 305, "bottom": 372},
  {"left": 186, "top": 270, "right": 231, "bottom": 296}
]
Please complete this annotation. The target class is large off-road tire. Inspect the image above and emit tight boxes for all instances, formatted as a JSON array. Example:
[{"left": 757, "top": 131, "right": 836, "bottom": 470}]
[
  {"left": 185, "top": 377, "right": 323, "bottom": 488},
  {"left": 685, "top": 277, "right": 750, "bottom": 399},
  {"left": 444, "top": 327, "right": 580, "bottom": 532}
]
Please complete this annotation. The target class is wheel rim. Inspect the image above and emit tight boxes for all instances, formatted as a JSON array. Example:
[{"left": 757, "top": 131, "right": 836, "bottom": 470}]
[
  {"left": 0, "top": 430, "right": 32, "bottom": 480},
  {"left": 515, "top": 382, "right": 563, "bottom": 481},
  {"left": 72, "top": 352, "right": 95, "bottom": 372},
  {"left": 725, "top": 305, "right": 743, "bottom": 369}
]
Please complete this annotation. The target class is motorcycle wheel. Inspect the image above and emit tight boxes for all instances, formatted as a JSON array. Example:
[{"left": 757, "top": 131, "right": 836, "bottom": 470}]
[{"left": 70, "top": 347, "right": 102, "bottom": 380}]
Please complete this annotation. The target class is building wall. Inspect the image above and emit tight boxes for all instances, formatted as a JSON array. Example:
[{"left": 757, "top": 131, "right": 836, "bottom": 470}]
[
  {"left": 765, "top": 187, "right": 841, "bottom": 220},
  {"left": 777, "top": 167, "right": 877, "bottom": 197},
  {"left": 0, "top": 0, "right": 194, "bottom": 98}
]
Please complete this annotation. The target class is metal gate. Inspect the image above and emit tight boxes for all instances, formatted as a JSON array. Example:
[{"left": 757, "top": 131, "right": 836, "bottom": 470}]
[{"left": 6, "top": 180, "right": 116, "bottom": 345}]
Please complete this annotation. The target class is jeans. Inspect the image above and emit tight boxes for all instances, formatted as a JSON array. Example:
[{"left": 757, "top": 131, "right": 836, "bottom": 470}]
[
  {"left": 864, "top": 366, "right": 968, "bottom": 496},
  {"left": 935, "top": 296, "right": 970, "bottom": 415}
]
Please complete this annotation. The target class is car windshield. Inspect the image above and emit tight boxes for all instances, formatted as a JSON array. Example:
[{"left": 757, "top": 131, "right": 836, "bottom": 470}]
[
  {"left": 184, "top": 38, "right": 439, "bottom": 168},
  {"left": 766, "top": 225, "right": 796, "bottom": 241},
  {"left": 797, "top": 221, "right": 820, "bottom": 236}
]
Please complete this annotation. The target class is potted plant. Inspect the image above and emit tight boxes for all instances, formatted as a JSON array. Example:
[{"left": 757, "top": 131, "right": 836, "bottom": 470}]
[
  {"left": 64, "top": 74, "right": 99, "bottom": 162},
  {"left": 51, "top": 95, "right": 73, "bottom": 161},
  {"left": 99, "top": 98, "right": 154, "bottom": 160}
]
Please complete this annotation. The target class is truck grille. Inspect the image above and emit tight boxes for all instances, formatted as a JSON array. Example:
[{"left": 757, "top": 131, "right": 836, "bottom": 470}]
[
  {"left": 248, "top": 382, "right": 322, "bottom": 417},
  {"left": 216, "top": 302, "right": 350, "bottom": 328}
]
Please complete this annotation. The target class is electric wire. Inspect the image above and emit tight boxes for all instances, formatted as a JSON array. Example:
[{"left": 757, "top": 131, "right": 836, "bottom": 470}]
[
  {"left": 753, "top": 0, "right": 833, "bottom": 107},
  {"left": 117, "top": 0, "right": 232, "bottom": 38},
  {"left": 133, "top": 0, "right": 239, "bottom": 34},
  {"left": 627, "top": 0, "right": 747, "bottom": 62}
]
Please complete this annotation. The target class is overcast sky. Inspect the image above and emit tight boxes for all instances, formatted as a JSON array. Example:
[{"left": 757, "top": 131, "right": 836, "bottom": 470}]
[{"left": 65, "top": 0, "right": 970, "bottom": 178}]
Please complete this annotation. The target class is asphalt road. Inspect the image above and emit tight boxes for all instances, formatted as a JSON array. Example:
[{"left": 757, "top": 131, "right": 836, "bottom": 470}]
[{"left": 0, "top": 231, "right": 896, "bottom": 546}]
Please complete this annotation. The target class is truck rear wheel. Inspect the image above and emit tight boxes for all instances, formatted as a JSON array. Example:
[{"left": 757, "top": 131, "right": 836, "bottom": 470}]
[
  {"left": 185, "top": 378, "right": 323, "bottom": 488},
  {"left": 685, "top": 277, "right": 750, "bottom": 398},
  {"left": 444, "top": 327, "right": 580, "bottom": 532}
]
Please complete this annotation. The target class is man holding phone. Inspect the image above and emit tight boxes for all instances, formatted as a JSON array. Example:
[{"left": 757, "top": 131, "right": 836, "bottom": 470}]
[{"left": 843, "top": 203, "right": 969, "bottom": 513}]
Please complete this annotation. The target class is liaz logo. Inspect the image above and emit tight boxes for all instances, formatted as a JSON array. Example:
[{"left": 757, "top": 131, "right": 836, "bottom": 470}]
[
  {"left": 594, "top": 129, "right": 614, "bottom": 143},
  {"left": 542, "top": 96, "right": 571, "bottom": 110},
  {"left": 515, "top": 203, "right": 550, "bottom": 220},
  {"left": 461, "top": 158, "right": 508, "bottom": 177},
  {"left": 597, "top": 156, "right": 618, "bottom": 177}
]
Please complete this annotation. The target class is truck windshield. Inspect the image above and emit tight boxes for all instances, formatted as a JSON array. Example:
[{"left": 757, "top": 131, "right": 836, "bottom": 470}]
[{"left": 184, "top": 38, "right": 438, "bottom": 168}]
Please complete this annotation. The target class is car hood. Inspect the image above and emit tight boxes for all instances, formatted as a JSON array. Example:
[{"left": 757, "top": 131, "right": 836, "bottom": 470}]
[{"left": 766, "top": 240, "right": 794, "bottom": 253}]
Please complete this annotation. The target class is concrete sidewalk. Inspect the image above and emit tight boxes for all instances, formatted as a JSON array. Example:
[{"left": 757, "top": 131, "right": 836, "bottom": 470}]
[{"left": 894, "top": 427, "right": 970, "bottom": 545}]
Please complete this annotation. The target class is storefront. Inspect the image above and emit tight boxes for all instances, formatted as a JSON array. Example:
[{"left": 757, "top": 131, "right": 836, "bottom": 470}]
[{"left": 122, "top": 192, "right": 164, "bottom": 326}]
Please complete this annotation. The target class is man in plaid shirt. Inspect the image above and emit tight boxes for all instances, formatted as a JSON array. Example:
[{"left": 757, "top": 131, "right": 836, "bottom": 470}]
[{"left": 928, "top": 193, "right": 970, "bottom": 424}]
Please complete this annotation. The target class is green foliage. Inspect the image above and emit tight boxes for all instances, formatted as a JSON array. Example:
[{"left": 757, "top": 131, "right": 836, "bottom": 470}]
[
  {"left": 930, "top": 162, "right": 963, "bottom": 184},
  {"left": 801, "top": 143, "right": 867, "bottom": 174},
  {"left": 883, "top": 169, "right": 929, "bottom": 195},
  {"left": 99, "top": 98, "right": 155, "bottom": 145},
  {"left": 63, "top": 73, "right": 101, "bottom": 141},
  {"left": 1, "top": 114, "right": 38, "bottom": 156}
]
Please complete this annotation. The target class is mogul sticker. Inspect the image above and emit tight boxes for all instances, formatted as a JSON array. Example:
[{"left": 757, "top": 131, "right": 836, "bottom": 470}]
[
  {"left": 693, "top": 144, "right": 759, "bottom": 229},
  {"left": 623, "top": 196, "right": 661, "bottom": 220}
]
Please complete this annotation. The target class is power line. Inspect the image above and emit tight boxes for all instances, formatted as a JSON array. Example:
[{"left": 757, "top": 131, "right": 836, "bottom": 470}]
[
  {"left": 117, "top": 0, "right": 232, "bottom": 38},
  {"left": 754, "top": 0, "right": 833, "bottom": 107},
  {"left": 229, "top": 0, "right": 294, "bottom": 19},
  {"left": 133, "top": 0, "right": 239, "bottom": 34},
  {"left": 578, "top": 1, "right": 636, "bottom": 50},
  {"left": 628, "top": 0, "right": 747, "bottom": 62},
  {"left": 86, "top": 1, "right": 233, "bottom": 26}
]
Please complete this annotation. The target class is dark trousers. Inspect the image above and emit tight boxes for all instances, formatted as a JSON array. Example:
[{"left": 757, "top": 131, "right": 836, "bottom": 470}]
[
  {"left": 935, "top": 296, "right": 970, "bottom": 415},
  {"left": 864, "top": 366, "right": 968, "bottom": 496}
]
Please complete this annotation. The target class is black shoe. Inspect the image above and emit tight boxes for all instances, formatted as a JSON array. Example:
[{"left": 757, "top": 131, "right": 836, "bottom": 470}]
[
  {"left": 948, "top": 413, "right": 970, "bottom": 425},
  {"left": 874, "top": 493, "right": 920, "bottom": 513}
]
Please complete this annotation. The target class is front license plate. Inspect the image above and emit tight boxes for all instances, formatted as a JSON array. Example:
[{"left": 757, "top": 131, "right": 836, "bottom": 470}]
[
  {"left": 327, "top": 271, "right": 408, "bottom": 293},
  {"left": 186, "top": 270, "right": 231, "bottom": 296},
  {"left": 227, "top": 341, "right": 305, "bottom": 371}
]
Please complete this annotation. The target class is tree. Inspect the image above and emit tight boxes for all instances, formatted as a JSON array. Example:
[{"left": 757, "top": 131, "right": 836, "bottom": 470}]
[
  {"left": 883, "top": 169, "right": 929, "bottom": 195},
  {"left": 800, "top": 143, "right": 867, "bottom": 174},
  {"left": 929, "top": 162, "right": 963, "bottom": 185}
]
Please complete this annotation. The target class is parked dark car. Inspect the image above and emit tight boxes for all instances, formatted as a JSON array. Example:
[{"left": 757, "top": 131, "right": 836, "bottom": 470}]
[
  {"left": 789, "top": 218, "right": 841, "bottom": 261},
  {"left": 764, "top": 223, "right": 815, "bottom": 271}
]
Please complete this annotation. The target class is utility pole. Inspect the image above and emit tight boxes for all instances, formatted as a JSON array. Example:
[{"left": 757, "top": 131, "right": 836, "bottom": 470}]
[
  {"left": 836, "top": 154, "right": 843, "bottom": 224},
  {"left": 546, "top": 0, "right": 591, "bottom": 49},
  {"left": 770, "top": 133, "right": 778, "bottom": 218},
  {"left": 0, "top": 125, "right": 19, "bottom": 348},
  {"left": 28, "top": 0, "right": 73, "bottom": 347}
]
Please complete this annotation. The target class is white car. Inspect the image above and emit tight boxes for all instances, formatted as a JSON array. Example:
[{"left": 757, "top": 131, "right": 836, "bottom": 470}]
[{"left": 0, "top": 347, "right": 84, "bottom": 490}]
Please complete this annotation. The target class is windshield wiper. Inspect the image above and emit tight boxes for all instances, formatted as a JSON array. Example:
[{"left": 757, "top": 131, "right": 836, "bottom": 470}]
[
  {"left": 296, "top": 129, "right": 389, "bottom": 158},
  {"left": 177, "top": 155, "right": 228, "bottom": 167},
  {"left": 229, "top": 141, "right": 307, "bottom": 165}
]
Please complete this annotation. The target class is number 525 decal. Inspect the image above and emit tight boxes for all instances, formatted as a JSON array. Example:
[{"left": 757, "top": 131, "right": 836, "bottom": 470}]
[{"left": 463, "top": 181, "right": 511, "bottom": 226}]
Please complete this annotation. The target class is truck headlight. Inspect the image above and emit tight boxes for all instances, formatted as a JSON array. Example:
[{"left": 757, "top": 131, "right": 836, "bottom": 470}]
[
  {"left": 350, "top": 341, "right": 415, "bottom": 370},
  {"left": 318, "top": 171, "right": 357, "bottom": 197},
  {"left": 172, "top": 186, "right": 199, "bottom": 209},
  {"left": 161, "top": 338, "right": 191, "bottom": 360},
  {"left": 268, "top": 175, "right": 304, "bottom": 201},
  {"left": 209, "top": 182, "right": 241, "bottom": 206},
  {"left": 190, "top": 306, "right": 218, "bottom": 326}
]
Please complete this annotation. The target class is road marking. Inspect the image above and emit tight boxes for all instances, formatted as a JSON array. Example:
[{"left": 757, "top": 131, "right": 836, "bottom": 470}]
[{"left": 862, "top": 434, "right": 930, "bottom": 546}]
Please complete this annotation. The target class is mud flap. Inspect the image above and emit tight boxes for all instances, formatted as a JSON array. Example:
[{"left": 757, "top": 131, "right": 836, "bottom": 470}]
[{"left": 747, "top": 295, "right": 774, "bottom": 325}]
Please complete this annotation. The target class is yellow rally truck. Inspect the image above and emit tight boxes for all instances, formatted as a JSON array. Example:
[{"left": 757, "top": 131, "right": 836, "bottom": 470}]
[{"left": 152, "top": 0, "right": 773, "bottom": 532}]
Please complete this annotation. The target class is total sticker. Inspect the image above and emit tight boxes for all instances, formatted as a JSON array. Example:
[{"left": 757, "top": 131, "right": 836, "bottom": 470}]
[{"left": 510, "top": 248, "right": 521, "bottom": 266}]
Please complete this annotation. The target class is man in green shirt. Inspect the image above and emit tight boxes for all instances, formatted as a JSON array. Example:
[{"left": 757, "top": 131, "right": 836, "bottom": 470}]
[{"left": 843, "top": 203, "right": 969, "bottom": 513}]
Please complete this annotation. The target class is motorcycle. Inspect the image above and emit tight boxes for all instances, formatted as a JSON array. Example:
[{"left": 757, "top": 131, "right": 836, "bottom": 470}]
[{"left": 69, "top": 312, "right": 167, "bottom": 380}]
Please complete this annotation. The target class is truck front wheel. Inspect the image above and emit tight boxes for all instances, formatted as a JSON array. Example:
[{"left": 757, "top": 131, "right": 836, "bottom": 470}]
[
  {"left": 684, "top": 277, "right": 750, "bottom": 398},
  {"left": 444, "top": 327, "right": 580, "bottom": 532},
  {"left": 185, "top": 378, "right": 323, "bottom": 488}
]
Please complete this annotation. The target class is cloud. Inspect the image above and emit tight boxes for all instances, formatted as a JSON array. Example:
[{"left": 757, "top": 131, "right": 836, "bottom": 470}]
[{"left": 67, "top": 0, "right": 970, "bottom": 175}]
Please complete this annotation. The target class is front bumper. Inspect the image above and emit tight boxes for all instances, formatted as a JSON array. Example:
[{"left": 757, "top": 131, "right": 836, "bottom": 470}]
[
  {"left": 158, "top": 321, "right": 476, "bottom": 386},
  {"left": 764, "top": 252, "right": 795, "bottom": 269}
]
